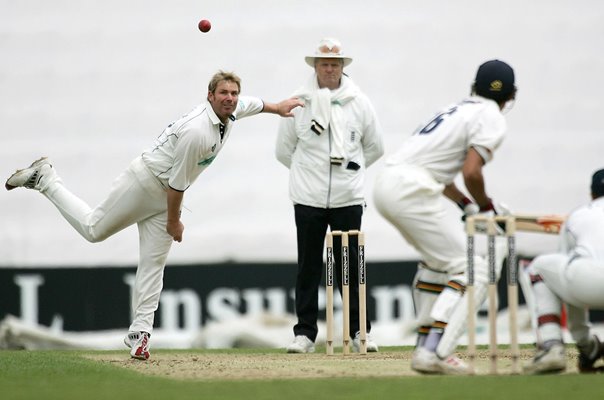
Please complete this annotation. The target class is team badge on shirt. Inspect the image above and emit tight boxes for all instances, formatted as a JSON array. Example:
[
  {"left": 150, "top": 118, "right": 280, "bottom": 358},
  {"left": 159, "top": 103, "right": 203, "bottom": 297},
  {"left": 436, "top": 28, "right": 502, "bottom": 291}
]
[
  {"left": 198, "top": 144, "right": 218, "bottom": 166},
  {"left": 198, "top": 155, "right": 216, "bottom": 166}
]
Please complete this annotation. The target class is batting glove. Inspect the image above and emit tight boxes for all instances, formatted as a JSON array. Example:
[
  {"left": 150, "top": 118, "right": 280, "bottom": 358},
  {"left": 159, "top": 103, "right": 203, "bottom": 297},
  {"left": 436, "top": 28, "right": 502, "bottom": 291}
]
[
  {"left": 477, "top": 199, "right": 512, "bottom": 232},
  {"left": 457, "top": 196, "right": 480, "bottom": 221},
  {"left": 479, "top": 199, "right": 512, "bottom": 216}
]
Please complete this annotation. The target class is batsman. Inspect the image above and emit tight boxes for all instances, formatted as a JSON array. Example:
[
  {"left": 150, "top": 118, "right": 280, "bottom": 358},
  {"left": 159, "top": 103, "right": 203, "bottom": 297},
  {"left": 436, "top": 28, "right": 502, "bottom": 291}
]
[{"left": 373, "top": 60, "right": 517, "bottom": 374}]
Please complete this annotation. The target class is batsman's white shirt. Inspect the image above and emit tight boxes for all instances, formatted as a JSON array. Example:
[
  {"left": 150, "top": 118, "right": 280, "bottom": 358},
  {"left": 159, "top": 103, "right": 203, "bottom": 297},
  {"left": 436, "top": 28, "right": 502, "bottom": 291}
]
[
  {"left": 143, "top": 96, "right": 264, "bottom": 191},
  {"left": 384, "top": 96, "right": 505, "bottom": 185},
  {"left": 374, "top": 95, "right": 506, "bottom": 272}
]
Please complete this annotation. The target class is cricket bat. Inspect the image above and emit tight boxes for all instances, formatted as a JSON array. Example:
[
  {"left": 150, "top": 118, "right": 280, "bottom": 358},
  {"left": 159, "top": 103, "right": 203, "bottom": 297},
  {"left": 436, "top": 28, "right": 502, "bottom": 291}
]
[{"left": 513, "top": 214, "right": 566, "bottom": 234}]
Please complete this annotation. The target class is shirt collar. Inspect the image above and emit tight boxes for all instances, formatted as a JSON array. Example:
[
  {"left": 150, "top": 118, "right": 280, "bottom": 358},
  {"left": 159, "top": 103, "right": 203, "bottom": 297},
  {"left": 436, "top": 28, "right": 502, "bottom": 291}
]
[
  {"left": 206, "top": 101, "right": 238, "bottom": 126},
  {"left": 206, "top": 101, "right": 223, "bottom": 126}
]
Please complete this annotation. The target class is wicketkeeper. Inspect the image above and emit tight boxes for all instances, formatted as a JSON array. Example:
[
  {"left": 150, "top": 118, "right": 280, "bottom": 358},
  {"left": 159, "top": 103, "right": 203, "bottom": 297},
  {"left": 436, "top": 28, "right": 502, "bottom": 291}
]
[{"left": 524, "top": 168, "right": 604, "bottom": 374}]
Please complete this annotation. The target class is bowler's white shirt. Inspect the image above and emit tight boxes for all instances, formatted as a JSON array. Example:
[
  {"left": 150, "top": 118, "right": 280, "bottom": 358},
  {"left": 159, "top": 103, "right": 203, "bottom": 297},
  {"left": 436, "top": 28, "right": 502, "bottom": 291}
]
[{"left": 142, "top": 97, "right": 264, "bottom": 191}]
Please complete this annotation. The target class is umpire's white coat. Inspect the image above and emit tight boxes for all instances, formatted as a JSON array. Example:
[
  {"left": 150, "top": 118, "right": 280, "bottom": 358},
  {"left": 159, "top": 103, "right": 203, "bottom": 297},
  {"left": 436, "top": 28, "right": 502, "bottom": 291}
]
[{"left": 275, "top": 76, "right": 383, "bottom": 209}]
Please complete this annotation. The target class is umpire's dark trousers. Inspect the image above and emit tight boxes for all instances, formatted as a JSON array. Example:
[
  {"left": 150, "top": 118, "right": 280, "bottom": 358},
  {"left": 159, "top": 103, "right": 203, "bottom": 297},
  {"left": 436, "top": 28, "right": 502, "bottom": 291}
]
[{"left": 293, "top": 204, "right": 372, "bottom": 342}]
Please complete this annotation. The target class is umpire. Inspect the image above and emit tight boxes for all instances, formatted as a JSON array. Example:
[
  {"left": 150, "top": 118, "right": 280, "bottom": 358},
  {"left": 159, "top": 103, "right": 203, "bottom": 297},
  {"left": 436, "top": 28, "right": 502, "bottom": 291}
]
[{"left": 276, "top": 38, "right": 384, "bottom": 353}]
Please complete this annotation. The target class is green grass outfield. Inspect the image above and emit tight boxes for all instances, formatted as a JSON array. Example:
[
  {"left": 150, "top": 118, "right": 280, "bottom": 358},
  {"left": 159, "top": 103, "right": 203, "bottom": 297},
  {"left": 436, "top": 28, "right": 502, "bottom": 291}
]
[{"left": 1, "top": 347, "right": 603, "bottom": 400}]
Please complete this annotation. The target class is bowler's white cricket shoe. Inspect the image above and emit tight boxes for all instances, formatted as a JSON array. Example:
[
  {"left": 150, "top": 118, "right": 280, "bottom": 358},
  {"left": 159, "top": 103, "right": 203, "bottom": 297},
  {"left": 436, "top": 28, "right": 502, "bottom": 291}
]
[
  {"left": 5, "top": 157, "right": 55, "bottom": 192},
  {"left": 286, "top": 335, "right": 315, "bottom": 353},
  {"left": 524, "top": 342, "right": 566, "bottom": 374},
  {"left": 124, "top": 331, "right": 151, "bottom": 360},
  {"left": 352, "top": 331, "right": 379, "bottom": 353}
]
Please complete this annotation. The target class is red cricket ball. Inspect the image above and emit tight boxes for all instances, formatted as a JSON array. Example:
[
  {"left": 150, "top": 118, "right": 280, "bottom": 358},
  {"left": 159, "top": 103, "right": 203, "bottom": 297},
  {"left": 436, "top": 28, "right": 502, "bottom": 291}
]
[{"left": 198, "top": 19, "right": 211, "bottom": 33}]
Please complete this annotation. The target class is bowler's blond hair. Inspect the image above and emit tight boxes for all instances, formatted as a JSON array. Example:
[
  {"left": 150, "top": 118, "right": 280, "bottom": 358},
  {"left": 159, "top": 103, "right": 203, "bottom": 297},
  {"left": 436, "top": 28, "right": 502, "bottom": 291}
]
[{"left": 207, "top": 71, "right": 241, "bottom": 98}]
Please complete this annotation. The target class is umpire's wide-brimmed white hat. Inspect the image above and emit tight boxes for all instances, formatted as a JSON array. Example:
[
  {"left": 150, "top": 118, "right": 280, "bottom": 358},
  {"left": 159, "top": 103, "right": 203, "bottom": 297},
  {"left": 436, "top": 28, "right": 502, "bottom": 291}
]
[{"left": 305, "top": 38, "right": 353, "bottom": 68}]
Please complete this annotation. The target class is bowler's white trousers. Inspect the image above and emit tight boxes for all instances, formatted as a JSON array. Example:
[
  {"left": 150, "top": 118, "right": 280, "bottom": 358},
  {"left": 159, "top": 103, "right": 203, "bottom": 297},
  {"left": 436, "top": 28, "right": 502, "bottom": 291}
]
[{"left": 41, "top": 156, "right": 173, "bottom": 333}]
